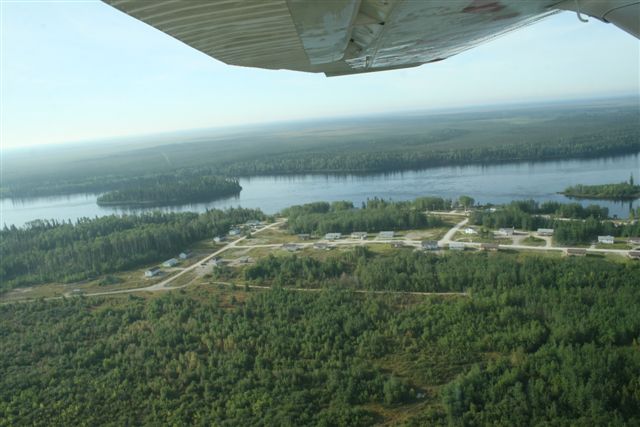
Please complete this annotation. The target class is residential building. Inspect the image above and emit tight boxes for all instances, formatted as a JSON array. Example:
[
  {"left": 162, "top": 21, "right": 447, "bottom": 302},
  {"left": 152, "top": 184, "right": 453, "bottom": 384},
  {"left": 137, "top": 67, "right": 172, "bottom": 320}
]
[
  {"left": 598, "top": 235, "right": 615, "bottom": 244},
  {"left": 628, "top": 237, "right": 640, "bottom": 245},
  {"left": 498, "top": 227, "right": 514, "bottom": 236},
  {"left": 378, "top": 231, "right": 395, "bottom": 239},
  {"left": 537, "top": 228, "right": 554, "bottom": 236},
  {"left": 145, "top": 267, "right": 161, "bottom": 277},
  {"left": 179, "top": 251, "right": 192, "bottom": 260},
  {"left": 629, "top": 250, "right": 640, "bottom": 260},
  {"left": 449, "top": 242, "right": 465, "bottom": 251},
  {"left": 480, "top": 243, "right": 499, "bottom": 251},
  {"left": 350, "top": 232, "right": 367, "bottom": 240},
  {"left": 297, "top": 233, "right": 311, "bottom": 240},
  {"left": 229, "top": 228, "right": 241, "bottom": 236},
  {"left": 421, "top": 240, "right": 439, "bottom": 250},
  {"left": 324, "top": 232, "right": 342, "bottom": 240},
  {"left": 566, "top": 248, "right": 587, "bottom": 257},
  {"left": 162, "top": 258, "right": 178, "bottom": 267},
  {"left": 314, "top": 242, "right": 329, "bottom": 250},
  {"left": 463, "top": 227, "right": 478, "bottom": 235},
  {"left": 282, "top": 243, "right": 300, "bottom": 252},
  {"left": 213, "top": 236, "right": 225, "bottom": 243}
]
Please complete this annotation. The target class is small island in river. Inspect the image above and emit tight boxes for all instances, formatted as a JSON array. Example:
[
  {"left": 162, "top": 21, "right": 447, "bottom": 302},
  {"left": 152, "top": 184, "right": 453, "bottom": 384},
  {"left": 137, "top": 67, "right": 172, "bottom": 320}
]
[
  {"left": 97, "top": 175, "right": 241, "bottom": 207},
  {"left": 561, "top": 175, "right": 640, "bottom": 200}
]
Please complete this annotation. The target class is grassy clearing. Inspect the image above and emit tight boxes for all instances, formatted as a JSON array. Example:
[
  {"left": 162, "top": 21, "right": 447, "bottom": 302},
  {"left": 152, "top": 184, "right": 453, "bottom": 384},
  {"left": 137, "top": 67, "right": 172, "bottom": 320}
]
[
  {"left": 595, "top": 242, "right": 632, "bottom": 250},
  {"left": 521, "top": 236, "right": 546, "bottom": 247},
  {"left": 453, "top": 231, "right": 502, "bottom": 244}
]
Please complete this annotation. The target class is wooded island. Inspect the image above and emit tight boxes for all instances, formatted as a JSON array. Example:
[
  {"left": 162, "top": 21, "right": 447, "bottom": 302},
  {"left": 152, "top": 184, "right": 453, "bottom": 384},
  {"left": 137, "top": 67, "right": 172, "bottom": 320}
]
[{"left": 561, "top": 176, "right": 640, "bottom": 200}]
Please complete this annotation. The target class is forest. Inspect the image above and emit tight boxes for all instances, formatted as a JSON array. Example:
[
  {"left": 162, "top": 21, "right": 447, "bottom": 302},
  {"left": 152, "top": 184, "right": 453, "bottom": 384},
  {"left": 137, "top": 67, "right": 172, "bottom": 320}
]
[
  {"left": 282, "top": 198, "right": 444, "bottom": 234},
  {"left": 1, "top": 251, "right": 639, "bottom": 425},
  {"left": 219, "top": 129, "right": 639, "bottom": 177},
  {"left": 0, "top": 207, "right": 265, "bottom": 292},
  {"left": 562, "top": 176, "right": 640, "bottom": 200},
  {"left": 96, "top": 175, "right": 241, "bottom": 207}
]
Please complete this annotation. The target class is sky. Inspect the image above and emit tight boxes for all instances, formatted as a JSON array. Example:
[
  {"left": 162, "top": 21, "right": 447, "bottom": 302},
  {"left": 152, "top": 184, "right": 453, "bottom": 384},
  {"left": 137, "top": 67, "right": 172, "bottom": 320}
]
[{"left": 1, "top": 1, "right": 638, "bottom": 149}]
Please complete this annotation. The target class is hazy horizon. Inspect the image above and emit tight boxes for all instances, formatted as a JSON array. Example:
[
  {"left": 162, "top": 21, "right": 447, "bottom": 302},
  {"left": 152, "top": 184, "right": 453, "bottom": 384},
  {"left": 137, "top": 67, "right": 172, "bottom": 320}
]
[{"left": 3, "top": 94, "right": 637, "bottom": 154}]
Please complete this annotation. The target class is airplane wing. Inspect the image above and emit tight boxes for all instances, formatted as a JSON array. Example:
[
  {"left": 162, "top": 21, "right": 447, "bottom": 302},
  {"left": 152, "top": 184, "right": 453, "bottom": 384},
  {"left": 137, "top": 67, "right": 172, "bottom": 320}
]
[{"left": 103, "top": 0, "right": 640, "bottom": 77}]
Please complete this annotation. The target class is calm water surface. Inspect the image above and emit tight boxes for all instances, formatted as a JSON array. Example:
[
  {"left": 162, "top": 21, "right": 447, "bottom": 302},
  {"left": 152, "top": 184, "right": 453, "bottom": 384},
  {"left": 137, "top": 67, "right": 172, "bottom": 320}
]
[{"left": 2, "top": 155, "right": 639, "bottom": 227}]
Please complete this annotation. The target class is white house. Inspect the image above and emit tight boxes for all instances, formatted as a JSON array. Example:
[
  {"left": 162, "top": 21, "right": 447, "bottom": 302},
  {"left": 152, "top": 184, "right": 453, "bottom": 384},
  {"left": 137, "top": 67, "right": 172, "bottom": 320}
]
[
  {"left": 463, "top": 227, "right": 478, "bottom": 235},
  {"left": 162, "top": 258, "right": 178, "bottom": 267},
  {"left": 145, "top": 267, "right": 161, "bottom": 277},
  {"left": 324, "top": 232, "right": 342, "bottom": 240},
  {"left": 598, "top": 235, "right": 615, "bottom": 244},
  {"left": 213, "top": 236, "right": 225, "bottom": 243},
  {"left": 449, "top": 242, "right": 465, "bottom": 251},
  {"left": 350, "top": 232, "right": 367, "bottom": 240},
  {"left": 179, "top": 251, "right": 192, "bottom": 260},
  {"left": 378, "top": 231, "right": 395, "bottom": 239},
  {"left": 498, "top": 227, "right": 515, "bottom": 236},
  {"left": 421, "top": 240, "right": 439, "bottom": 250},
  {"left": 229, "top": 228, "right": 241, "bottom": 236},
  {"left": 537, "top": 228, "right": 554, "bottom": 236}
]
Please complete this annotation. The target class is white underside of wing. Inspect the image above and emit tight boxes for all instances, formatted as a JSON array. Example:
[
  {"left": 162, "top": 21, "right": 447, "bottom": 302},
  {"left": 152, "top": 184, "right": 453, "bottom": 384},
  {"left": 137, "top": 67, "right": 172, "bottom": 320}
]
[{"left": 103, "top": 0, "right": 634, "bottom": 76}]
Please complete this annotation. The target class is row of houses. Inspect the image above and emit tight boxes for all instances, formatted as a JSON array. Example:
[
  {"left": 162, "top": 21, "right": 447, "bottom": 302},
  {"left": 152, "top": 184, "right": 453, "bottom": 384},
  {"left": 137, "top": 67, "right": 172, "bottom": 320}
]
[
  {"left": 324, "top": 231, "right": 396, "bottom": 240},
  {"left": 316, "top": 228, "right": 622, "bottom": 246},
  {"left": 145, "top": 257, "right": 180, "bottom": 277},
  {"left": 215, "top": 220, "right": 264, "bottom": 241},
  {"left": 145, "top": 249, "right": 193, "bottom": 277}
]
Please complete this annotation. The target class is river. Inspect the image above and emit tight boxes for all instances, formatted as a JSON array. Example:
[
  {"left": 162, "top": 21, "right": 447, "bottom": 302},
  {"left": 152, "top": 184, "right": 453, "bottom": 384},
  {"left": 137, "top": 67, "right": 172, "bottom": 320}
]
[{"left": 2, "top": 154, "right": 639, "bottom": 227}]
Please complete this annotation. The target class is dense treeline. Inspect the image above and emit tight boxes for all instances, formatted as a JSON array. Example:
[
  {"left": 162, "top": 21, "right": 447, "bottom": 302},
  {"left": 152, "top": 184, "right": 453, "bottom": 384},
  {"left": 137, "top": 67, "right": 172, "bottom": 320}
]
[
  {"left": 563, "top": 176, "right": 640, "bottom": 200},
  {"left": 283, "top": 198, "right": 444, "bottom": 234},
  {"left": 221, "top": 130, "right": 640, "bottom": 176},
  {"left": 0, "top": 208, "right": 264, "bottom": 291},
  {"left": 243, "top": 246, "right": 640, "bottom": 292},
  {"left": 2, "top": 252, "right": 639, "bottom": 425},
  {"left": 471, "top": 199, "right": 640, "bottom": 245},
  {"left": 97, "top": 175, "right": 241, "bottom": 206}
]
